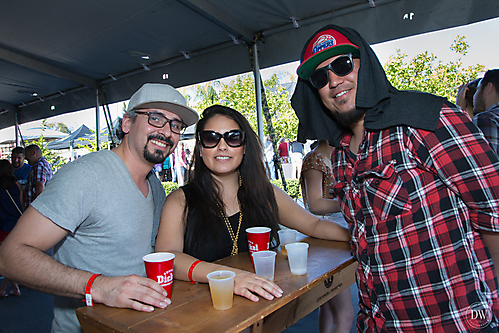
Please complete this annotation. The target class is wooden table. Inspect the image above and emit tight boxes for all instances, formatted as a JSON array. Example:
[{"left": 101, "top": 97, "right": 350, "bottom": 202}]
[{"left": 77, "top": 235, "right": 357, "bottom": 333}]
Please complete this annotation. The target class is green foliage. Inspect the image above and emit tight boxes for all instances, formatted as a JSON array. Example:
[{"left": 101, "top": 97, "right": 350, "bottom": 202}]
[
  {"left": 271, "top": 179, "right": 302, "bottom": 200},
  {"left": 384, "top": 36, "right": 485, "bottom": 102},
  {"left": 76, "top": 129, "right": 111, "bottom": 152},
  {"left": 31, "top": 136, "right": 66, "bottom": 170},
  {"left": 191, "top": 73, "right": 299, "bottom": 141},
  {"left": 162, "top": 181, "right": 180, "bottom": 195},
  {"left": 41, "top": 119, "right": 71, "bottom": 134}
]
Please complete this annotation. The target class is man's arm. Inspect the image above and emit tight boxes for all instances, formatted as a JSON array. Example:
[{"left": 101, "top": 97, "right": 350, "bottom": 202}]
[
  {"left": 0, "top": 206, "right": 170, "bottom": 312},
  {"left": 34, "top": 181, "right": 45, "bottom": 199}
]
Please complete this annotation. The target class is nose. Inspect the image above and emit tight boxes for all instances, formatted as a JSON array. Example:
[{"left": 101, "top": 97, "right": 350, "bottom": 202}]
[
  {"left": 158, "top": 121, "right": 173, "bottom": 137},
  {"left": 217, "top": 137, "right": 228, "bottom": 151},
  {"left": 326, "top": 69, "right": 344, "bottom": 89}
]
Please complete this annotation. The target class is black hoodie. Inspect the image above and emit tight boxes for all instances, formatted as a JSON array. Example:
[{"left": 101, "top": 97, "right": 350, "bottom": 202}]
[{"left": 291, "top": 24, "right": 445, "bottom": 147}]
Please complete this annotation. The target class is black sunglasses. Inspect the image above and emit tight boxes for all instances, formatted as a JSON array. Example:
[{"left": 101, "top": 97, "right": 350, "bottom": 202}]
[
  {"left": 134, "top": 110, "right": 187, "bottom": 134},
  {"left": 309, "top": 53, "right": 355, "bottom": 89},
  {"left": 199, "top": 130, "right": 246, "bottom": 148}
]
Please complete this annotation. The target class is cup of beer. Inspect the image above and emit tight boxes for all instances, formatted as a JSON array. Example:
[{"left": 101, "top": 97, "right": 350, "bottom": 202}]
[
  {"left": 246, "top": 227, "right": 271, "bottom": 264},
  {"left": 278, "top": 229, "right": 297, "bottom": 256},
  {"left": 143, "top": 252, "right": 175, "bottom": 298},
  {"left": 206, "top": 270, "right": 236, "bottom": 310}
]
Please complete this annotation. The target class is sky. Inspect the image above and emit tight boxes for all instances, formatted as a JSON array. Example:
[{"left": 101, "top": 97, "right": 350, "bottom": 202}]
[{"left": 1, "top": 16, "right": 498, "bottom": 139}]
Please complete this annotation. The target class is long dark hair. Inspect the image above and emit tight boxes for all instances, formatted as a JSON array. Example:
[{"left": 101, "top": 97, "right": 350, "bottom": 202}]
[
  {"left": 0, "top": 159, "right": 17, "bottom": 189},
  {"left": 183, "top": 105, "right": 280, "bottom": 252}
]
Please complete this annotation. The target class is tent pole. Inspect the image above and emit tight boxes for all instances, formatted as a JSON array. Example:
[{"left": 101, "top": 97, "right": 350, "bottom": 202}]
[
  {"left": 252, "top": 43, "right": 264, "bottom": 146},
  {"left": 95, "top": 89, "right": 100, "bottom": 151},
  {"left": 15, "top": 110, "right": 19, "bottom": 146}
]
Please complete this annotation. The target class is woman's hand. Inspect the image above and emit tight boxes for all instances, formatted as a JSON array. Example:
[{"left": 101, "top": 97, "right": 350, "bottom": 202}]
[{"left": 233, "top": 271, "right": 283, "bottom": 302}]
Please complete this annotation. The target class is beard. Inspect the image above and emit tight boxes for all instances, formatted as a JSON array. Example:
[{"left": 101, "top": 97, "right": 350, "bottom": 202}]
[
  {"left": 330, "top": 107, "right": 367, "bottom": 129},
  {"left": 143, "top": 134, "right": 175, "bottom": 164}
]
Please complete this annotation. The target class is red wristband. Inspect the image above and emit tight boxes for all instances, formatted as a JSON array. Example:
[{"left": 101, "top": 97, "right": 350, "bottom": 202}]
[
  {"left": 188, "top": 260, "right": 202, "bottom": 284},
  {"left": 85, "top": 273, "right": 101, "bottom": 306}
]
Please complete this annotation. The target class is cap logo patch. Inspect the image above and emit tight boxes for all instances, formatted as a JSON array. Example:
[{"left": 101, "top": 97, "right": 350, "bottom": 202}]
[{"left": 312, "top": 34, "right": 336, "bottom": 55}]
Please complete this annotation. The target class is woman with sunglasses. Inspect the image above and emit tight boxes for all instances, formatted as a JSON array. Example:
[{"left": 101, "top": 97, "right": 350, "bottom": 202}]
[{"left": 155, "top": 105, "right": 350, "bottom": 302}]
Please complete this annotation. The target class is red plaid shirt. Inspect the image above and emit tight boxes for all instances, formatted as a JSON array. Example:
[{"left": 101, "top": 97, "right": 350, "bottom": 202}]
[{"left": 333, "top": 104, "right": 499, "bottom": 332}]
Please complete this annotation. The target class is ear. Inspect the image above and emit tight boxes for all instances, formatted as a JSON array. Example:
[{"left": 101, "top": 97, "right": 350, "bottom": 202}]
[{"left": 122, "top": 115, "right": 132, "bottom": 135}]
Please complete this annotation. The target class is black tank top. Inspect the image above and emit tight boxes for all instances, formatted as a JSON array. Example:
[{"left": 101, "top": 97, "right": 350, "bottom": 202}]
[{"left": 182, "top": 183, "right": 249, "bottom": 262}]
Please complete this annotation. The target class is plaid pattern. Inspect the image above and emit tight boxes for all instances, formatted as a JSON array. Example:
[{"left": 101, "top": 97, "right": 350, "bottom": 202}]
[
  {"left": 333, "top": 104, "right": 499, "bottom": 332},
  {"left": 26, "top": 157, "right": 53, "bottom": 206},
  {"left": 473, "top": 103, "right": 499, "bottom": 157}
]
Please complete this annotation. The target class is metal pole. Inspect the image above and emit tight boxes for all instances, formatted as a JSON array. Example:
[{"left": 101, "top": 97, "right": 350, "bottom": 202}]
[
  {"left": 15, "top": 110, "right": 19, "bottom": 146},
  {"left": 252, "top": 43, "right": 264, "bottom": 146},
  {"left": 96, "top": 89, "right": 101, "bottom": 151}
]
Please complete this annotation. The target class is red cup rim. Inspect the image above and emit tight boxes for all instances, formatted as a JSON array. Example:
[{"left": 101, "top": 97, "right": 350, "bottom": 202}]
[
  {"left": 143, "top": 252, "right": 175, "bottom": 263},
  {"left": 245, "top": 227, "right": 271, "bottom": 234}
]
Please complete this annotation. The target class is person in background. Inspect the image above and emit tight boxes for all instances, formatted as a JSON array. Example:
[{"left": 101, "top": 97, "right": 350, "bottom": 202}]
[
  {"left": 155, "top": 105, "right": 350, "bottom": 303},
  {"left": 473, "top": 69, "right": 499, "bottom": 155},
  {"left": 24, "top": 144, "right": 53, "bottom": 207},
  {"left": 300, "top": 140, "right": 354, "bottom": 333},
  {"left": 278, "top": 138, "right": 291, "bottom": 164},
  {"left": 10, "top": 146, "right": 31, "bottom": 189},
  {"left": 162, "top": 155, "right": 172, "bottom": 182},
  {"left": 0, "top": 83, "right": 199, "bottom": 332},
  {"left": 291, "top": 24, "right": 499, "bottom": 331},
  {"left": 456, "top": 78, "right": 481, "bottom": 118},
  {"left": 0, "top": 159, "right": 23, "bottom": 298}
]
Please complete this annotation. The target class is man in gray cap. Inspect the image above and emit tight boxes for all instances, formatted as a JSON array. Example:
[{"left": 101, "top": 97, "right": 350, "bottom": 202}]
[{"left": 0, "top": 83, "right": 199, "bottom": 333}]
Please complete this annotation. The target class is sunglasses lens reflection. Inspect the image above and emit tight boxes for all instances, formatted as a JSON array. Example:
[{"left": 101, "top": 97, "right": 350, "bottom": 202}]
[{"left": 201, "top": 132, "right": 222, "bottom": 148}]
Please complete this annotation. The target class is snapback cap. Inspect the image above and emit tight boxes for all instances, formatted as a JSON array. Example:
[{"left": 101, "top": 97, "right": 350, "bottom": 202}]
[
  {"left": 127, "top": 83, "right": 199, "bottom": 126},
  {"left": 297, "top": 28, "right": 360, "bottom": 80}
]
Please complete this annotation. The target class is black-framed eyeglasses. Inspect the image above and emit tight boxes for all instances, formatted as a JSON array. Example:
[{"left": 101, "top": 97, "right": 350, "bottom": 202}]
[
  {"left": 309, "top": 53, "right": 355, "bottom": 89},
  {"left": 199, "top": 130, "right": 246, "bottom": 148},
  {"left": 134, "top": 111, "right": 187, "bottom": 134}
]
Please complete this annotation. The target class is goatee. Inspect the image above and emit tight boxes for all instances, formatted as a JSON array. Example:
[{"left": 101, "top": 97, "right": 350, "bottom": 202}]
[{"left": 143, "top": 134, "right": 175, "bottom": 164}]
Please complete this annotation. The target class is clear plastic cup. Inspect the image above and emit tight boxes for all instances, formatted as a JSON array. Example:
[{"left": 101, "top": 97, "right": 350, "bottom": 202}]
[
  {"left": 252, "top": 251, "right": 277, "bottom": 281},
  {"left": 206, "top": 270, "right": 236, "bottom": 310},
  {"left": 278, "top": 229, "right": 297, "bottom": 256},
  {"left": 285, "top": 242, "right": 309, "bottom": 275}
]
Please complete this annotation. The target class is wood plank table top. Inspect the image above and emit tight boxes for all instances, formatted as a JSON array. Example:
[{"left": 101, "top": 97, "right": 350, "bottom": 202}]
[{"left": 77, "top": 235, "right": 357, "bottom": 333}]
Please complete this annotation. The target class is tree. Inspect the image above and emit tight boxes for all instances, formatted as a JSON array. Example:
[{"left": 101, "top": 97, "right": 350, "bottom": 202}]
[
  {"left": 192, "top": 73, "right": 299, "bottom": 141},
  {"left": 384, "top": 35, "right": 485, "bottom": 102},
  {"left": 41, "top": 119, "right": 71, "bottom": 134}
]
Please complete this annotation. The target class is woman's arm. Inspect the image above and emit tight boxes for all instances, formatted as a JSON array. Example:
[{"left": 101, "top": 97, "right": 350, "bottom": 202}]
[
  {"left": 273, "top": 185, "right": 350, "bottom": 242},
  {"left": 16, "top": 181, "right": 25, "bottom": 211},
  {"left": 155, "top": 189, "right": 283, "bottom": 302},
  {"left": 302, "top": 168, "right": 340, "bottom": 214}
]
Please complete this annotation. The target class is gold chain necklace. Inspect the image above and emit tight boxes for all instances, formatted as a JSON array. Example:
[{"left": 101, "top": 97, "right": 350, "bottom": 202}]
[{"left": 216, "top": 174, "right": 243, "bottom": 256}]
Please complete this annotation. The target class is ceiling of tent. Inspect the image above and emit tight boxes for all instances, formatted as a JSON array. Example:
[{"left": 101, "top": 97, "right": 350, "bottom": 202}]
[{"left": 1, "top": 0, "right": 498, "bottom": 130}]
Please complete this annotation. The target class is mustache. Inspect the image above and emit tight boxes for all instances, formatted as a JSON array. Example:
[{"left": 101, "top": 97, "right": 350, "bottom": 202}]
[{"left": 147, "top": 134, "right": 174, "bottom": 147}]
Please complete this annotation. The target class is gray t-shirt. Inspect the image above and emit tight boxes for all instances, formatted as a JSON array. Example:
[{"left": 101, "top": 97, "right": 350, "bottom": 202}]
[{"left": 31, "top": 149, "right": 166, "bottom": 333}]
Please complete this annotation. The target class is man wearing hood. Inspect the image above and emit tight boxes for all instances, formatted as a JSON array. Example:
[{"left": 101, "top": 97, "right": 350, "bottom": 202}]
[{"left": 292, "top": 25, "right": 499, "bottom": 332}]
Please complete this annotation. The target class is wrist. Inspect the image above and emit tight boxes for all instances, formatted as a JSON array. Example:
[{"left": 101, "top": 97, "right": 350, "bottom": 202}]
[
  {"left": 188, "top": 260, "right": 203, "bottom": 284},
  {"left": 85, "top": 273, "right": 101, "bottom": 306}
]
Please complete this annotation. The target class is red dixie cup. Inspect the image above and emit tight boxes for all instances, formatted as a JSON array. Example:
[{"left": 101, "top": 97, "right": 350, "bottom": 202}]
[
  {"left": 143, "top": 252, "right": 175, "bottom": 298},
  {"left": 246, "top": 227, "right": 271, "bottom": 264}
]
